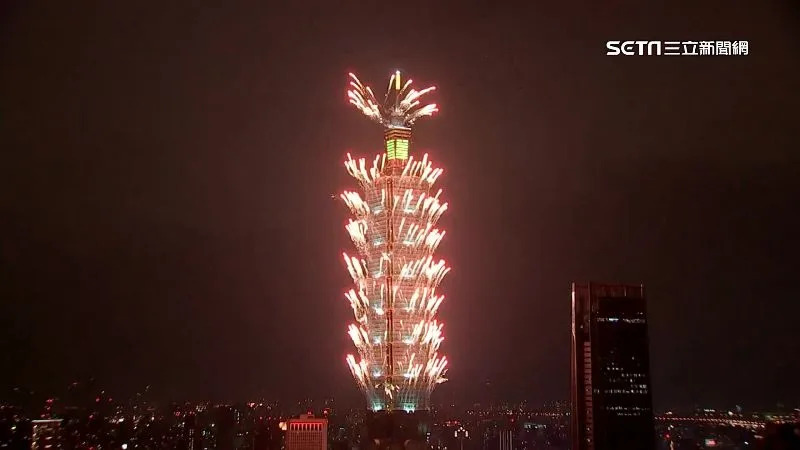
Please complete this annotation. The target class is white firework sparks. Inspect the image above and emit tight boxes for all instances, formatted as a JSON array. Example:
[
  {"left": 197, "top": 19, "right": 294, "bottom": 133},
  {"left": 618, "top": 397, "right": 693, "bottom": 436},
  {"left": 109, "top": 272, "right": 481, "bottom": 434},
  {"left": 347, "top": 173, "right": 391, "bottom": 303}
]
[
  {"left": 341, "top": 71, "right": 448, "bottom": 412},
  {"left": 341, "top": 158, "right": 450, "bottom": 410},
  {"left": 347, "top": 71, "right": 438, "bottom": 128}
]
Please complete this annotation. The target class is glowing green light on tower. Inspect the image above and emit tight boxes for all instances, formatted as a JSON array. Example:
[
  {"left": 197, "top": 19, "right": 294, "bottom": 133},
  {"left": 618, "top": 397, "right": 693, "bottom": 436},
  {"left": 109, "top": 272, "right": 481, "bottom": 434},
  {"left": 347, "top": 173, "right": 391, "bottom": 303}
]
[
  {"left": 395, "top": 139, "right": 408, "bottom": 159},
  {"left": 385, "top": 138, "right": 409, "bottom": 160}
]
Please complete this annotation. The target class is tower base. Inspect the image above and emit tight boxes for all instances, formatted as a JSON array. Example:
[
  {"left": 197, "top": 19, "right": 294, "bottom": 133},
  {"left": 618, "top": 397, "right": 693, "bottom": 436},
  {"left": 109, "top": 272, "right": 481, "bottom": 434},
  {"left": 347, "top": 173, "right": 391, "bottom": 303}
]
[{"left": 360, "top": 410, "right": 430, "bottom": 450}]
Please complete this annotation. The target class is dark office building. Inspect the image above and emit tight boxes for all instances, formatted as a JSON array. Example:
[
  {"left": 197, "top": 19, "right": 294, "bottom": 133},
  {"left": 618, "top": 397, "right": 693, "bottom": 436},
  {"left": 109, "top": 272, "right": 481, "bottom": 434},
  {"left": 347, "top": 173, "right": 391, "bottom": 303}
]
[
  {"left": 360, "top": 411, "right": 429, "bottom": 450},
  {"left": 570, "top": 283, "right": 655, "bottom": 450},
  {"left": 180, "top": 413, "right": 202, "bottom": 450}
]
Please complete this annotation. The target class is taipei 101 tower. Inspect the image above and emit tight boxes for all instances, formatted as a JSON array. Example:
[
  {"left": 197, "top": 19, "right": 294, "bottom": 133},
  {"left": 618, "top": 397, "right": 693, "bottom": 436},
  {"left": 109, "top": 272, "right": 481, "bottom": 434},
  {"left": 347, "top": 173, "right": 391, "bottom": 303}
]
[{"left": 340, "top": 71, "right": 449, "bottom": 446}]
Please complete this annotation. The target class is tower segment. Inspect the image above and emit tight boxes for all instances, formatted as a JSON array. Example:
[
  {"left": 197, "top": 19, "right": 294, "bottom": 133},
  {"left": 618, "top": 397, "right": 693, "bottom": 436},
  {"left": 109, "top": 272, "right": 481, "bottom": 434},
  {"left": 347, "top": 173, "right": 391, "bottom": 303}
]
[{"left": 341, "top": 71, "right": 448, "bottom": 412}]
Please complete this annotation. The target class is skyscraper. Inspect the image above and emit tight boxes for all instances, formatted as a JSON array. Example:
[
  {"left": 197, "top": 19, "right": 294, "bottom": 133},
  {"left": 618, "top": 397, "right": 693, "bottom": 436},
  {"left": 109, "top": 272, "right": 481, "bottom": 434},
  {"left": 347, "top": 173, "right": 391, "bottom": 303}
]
[
  {"left": 181, "top": 412, "right": 202, "bottom": 450},
  {"left": 341, "top": 71, "right": 449, "bottom": 413},
  {"left": 499, "top": 429, "right": 514, "bottom": 450},
  {"left": 570, "top": 283, "right": 655, "bottom": 450},
  {"left": 213, "top": 406, "right": 235, "bottom": 450},
  {"left": 285, "top": 414, "right": 327, "bottom": 450}
]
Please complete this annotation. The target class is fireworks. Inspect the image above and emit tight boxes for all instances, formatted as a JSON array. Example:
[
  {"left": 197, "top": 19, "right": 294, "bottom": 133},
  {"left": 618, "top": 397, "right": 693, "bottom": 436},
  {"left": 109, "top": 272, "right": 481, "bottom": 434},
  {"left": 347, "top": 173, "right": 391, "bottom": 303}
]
[
  {"left": 347, "top": 71, "right": 438, "bottom": 128},
  {"left": 341, "top": 72, "right": 448, "bottom": 412}
]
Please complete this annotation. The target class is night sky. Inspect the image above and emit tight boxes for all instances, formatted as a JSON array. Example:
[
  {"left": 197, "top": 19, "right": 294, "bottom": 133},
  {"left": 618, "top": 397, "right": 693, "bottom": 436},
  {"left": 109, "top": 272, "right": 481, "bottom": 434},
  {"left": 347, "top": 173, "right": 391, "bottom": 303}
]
[{"left": 2, "top": 2, "right": 799, "bottom": 409}]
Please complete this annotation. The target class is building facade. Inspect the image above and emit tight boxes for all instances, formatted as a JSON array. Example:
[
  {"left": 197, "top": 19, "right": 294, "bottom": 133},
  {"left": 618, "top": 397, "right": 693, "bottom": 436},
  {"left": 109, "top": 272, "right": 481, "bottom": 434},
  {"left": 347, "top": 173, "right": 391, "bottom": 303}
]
[
  {"left": 31, "top": 419, "right": 62, "bottom": 450},
  {"left": 570, "top": 282, "right": 656, "bottom": 450},
  {"left": 285, "top": 415, "right": 327, "bottom": 450},
  {"left": 498, "top": 429, "right": 514, "bottom": 450}
]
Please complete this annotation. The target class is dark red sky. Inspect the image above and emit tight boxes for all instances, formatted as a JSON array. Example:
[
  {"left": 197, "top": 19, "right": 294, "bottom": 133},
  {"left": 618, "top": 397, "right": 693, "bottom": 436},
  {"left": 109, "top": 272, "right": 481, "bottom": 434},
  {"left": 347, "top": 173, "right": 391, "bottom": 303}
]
[{"left": 1, "top": 1, "right": 798, "bottom": 409}]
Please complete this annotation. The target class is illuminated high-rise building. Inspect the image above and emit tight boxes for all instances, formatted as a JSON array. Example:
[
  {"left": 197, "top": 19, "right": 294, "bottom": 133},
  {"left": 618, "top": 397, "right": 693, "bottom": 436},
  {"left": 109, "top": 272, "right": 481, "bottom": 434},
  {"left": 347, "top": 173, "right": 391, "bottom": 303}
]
[
  {"left": 341, "top": 71, "right": 448, "bottom": 414},
  {"left": 182, "top": 412, "right": 202, "bottom": 450},
  {"left": 31, "top": 419, "right": 62, "bottom": 450},
  {"left": 570, "top": 283, "right": 656, "bottom": 450},
  {"left": 285, "top": 414, "right": 327, "bottom": 450}
]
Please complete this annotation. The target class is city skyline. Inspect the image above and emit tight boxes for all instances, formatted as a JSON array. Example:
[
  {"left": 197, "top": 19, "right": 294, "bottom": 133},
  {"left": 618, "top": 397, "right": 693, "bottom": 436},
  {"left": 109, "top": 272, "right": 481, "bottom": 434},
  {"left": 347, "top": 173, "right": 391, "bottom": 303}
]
[
  {"left": 7, "top": 392, "right": 794, "bottom": 450},
  {"left": 2, "top": 1, "right": 799, "bottom": 411}
]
